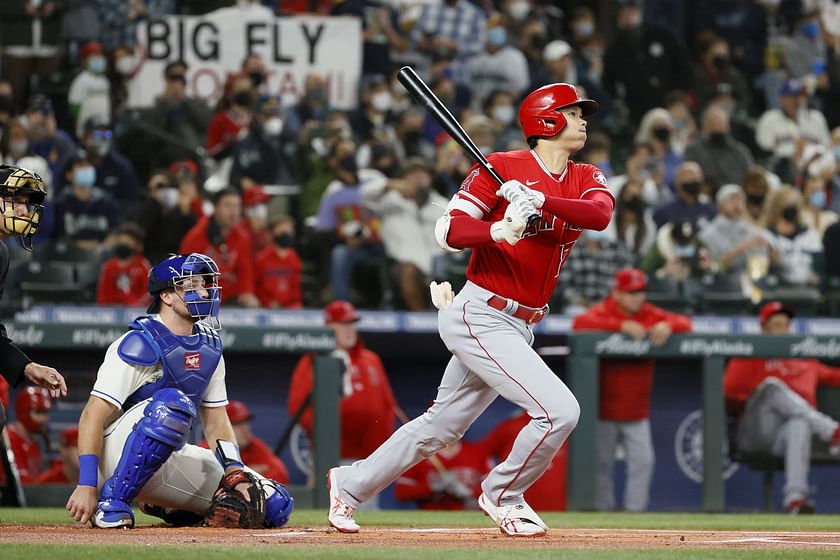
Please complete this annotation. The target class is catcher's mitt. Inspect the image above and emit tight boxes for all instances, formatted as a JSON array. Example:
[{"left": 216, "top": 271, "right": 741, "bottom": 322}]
[{"left": 205, "top": 469, "right": 266, "bottom": 528}]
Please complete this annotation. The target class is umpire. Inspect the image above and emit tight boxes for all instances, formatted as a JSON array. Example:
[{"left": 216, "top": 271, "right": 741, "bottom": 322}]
[{"left": 0, "top": 164, "right": 66, "bottom": 430}]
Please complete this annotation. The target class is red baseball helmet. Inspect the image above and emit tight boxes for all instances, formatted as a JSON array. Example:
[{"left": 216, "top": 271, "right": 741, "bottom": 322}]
[
  {"left": 15, "top": 386, "right": 52, "bottom": 433},
  {"left": 324, "top": 300, "right": 360, "bottom": 324},
  {"left": 226, "top": 400, "right": 254, "bottom": 424},
  {"left": 519, "top": 83, "right": 598, "bottom": 140}
]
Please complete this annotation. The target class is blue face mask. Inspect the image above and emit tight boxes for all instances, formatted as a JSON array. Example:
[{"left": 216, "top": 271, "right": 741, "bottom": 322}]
[
  {"left": 800, "top": 21, "right": 820, "bottom": 39},
  {"left": 74, "top": 167, "right": 96, "bottom": 188},
  {"left": 809, "top": 190, "right": 826, "bottom": 209},
  {"left": 487, "top": 27, "right": 507, "bottom": 47},
  {"left": 87, "top": 55, "right": 107, "bottom": 74}
]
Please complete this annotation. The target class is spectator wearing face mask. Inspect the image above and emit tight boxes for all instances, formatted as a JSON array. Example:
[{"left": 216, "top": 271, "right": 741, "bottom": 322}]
[
  {"left": 467, "top": 15, "right": 530, "bottom": 108},
  {"left": 24, "top": 95, "right": 77, "bottom": 179},
  {"left": 652, "top": 162, "right": 716, "bottom": 229},
  {"left": 206, "top": 74, "right": 254, "bottom": 160},
  {"left": 1, "top": 118, "right": 45, "bottom": 171},
  {"left": 482, "top": 89, "right": 521, "bottom": 152},
  {"left": 255, "top": 215, "right": 303, "bottom": 308},
  {"left": 606, "top": 179, "right": 656, "bottom": 259},
  {"left": 242, "top": 185, "right": 272, "bottom": 256},
  {"left": 741, "top": 166, "right": 772, "bottom": 228},
  {"left": 96, "top": 222, "right": 151, "bottom": 306},
  {"left": 634, "top": 108, "right": 684, "bottom": 190},
  {"left": 691, "top": 32, "right": 752, "bottom": 116},
  {"left": 348, "top": 76, "right": 397, "bottom": 145},
  {"left": 684, "top": 106, "right": 753, "bottom": 190},
  {"left": 799, "top": 172, "right": 838, "bottom": 238},
  {"left": 67, "top": 41, "right": 111, "bottom": 138},
  {"left": 53, "top": 151, "right": 121, "bottom": 249},
  {"left": 761, "top": 185, "right": 822, "bottom": 286},
  {"left": 127, "top": 168, "right": 199, "bottom": 264},
  {"left": 230, "top": 95, "right": 297, "bottom": 192}
]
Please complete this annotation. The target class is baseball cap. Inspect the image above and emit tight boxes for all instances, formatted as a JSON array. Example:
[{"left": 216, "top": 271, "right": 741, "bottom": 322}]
[
  {"left": 779, "top": 79, "right": 805, "bottom": 97},
  {"left": 715, "top": 183, "right": 744, "bottom": 205},
  {"left": 324, "top": 300, "right": 360, "bottom": 323},
  {"left": 759, "top": 301, "right": 794, "bottom": 327},
  {"left": 60, "top": 427, "right": 79, "bottom": 447},
  {"left": 80, "top": 41, "right": 103, "bottom": 61},
  {"left": 543, "top": 40, "right": 573, "bottom": 62},
  {"left": 614, "top": 268, "right": 647, "bottom": 292},
  {"left": 169, "top": 159, "right": 198, "bottom": 178},
  {"left": 670, "top": 220, "right": 696, "bottom": 245},
  {"left": 226, "top": 400, "right": 254, "bottom": 424}
]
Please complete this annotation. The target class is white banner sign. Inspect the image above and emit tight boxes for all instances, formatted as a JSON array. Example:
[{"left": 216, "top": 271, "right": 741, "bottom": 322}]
[{"left": 126, "top": 13, "right": 362, "bottom": 110}]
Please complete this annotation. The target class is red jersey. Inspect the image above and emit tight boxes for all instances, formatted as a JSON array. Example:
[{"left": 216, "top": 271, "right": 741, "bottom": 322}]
[
  {"left": 450, "top": 151, "right": 612, "bottom": 307},
  {"left": 199, "top": 436, "right": 289, "bottom": 485},
  {"left": 395, "top": 442, "right": 492, "bottom": 510},
  {"left": 254, "top": 246, "right": 303, "bottom": 308},
  {"left": 0, "top": 375, "right": 8, "bottom": 409},
  {"left": 480, "top": 412, "right": 568, "bottom": 511},
  {"left": 7, "top": 425, "right": 43, "bottom": 482},
  {"left": 572, "top": 296, "right": 692, "bottom": 421},
  {"left": 206, "top": 111, "right": 250, "bottom": 157},
  {"left": 35, "top": 459, "right": 71, "bottom": 484},
  {"left": 724, "top": 358, "right": 840, "bottom": 414},
  {"left": 180, "top": 217, "right": 256, "bottom": 302},
  {"left": 96, "top": 255, "right": 152, "bottom": 305},
  {"left": 288, "top": 342, "right": 397, "bottom": 459}
]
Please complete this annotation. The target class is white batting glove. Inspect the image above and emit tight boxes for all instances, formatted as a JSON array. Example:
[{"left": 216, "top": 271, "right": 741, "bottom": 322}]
[
  {"left": 490, "top": 202, "right": 528, "bottom": 245},
  {"left": 429, "top": 281, "right": 454, "bottom": 310},
  {"left": 496, "top": 180, "right": 545, "bottom": 208}
]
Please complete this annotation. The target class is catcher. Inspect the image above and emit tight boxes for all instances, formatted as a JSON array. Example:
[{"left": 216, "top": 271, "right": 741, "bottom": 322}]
[{"left": 66, "top": 253, "right": 293, "bottom": 529}]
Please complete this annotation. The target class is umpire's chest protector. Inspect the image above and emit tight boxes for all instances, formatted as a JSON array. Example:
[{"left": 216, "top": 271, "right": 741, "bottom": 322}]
[{"left": 118, "top": 316, "right": 223, "bottom": 411}]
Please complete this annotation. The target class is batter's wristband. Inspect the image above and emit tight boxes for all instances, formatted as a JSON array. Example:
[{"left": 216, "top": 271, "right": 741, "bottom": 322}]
[{"left": 78, "top": 454, "right": 99, "bottom": 487}]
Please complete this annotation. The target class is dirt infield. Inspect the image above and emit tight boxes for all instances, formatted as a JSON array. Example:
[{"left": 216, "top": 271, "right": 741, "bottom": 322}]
[{"left": 2, "top": 525, "right": 840, "bottom": 550}]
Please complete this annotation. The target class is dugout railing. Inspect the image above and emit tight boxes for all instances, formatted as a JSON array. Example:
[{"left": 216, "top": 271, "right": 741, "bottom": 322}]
[{"left": 565, "top": 332, "right": 840, "bottom": 512}]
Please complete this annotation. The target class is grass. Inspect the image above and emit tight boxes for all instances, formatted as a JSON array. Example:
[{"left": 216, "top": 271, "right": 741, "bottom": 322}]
[{"left": 2, "top": 508, "right": 840, "bottom": 560}]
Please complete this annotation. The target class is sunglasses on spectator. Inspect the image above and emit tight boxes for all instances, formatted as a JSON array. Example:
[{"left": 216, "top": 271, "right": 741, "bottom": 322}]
[{"left": 92, "top": 129, "right": 113, "bottom": 141}]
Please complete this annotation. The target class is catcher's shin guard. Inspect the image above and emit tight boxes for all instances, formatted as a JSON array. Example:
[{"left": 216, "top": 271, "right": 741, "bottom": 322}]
[
  {"left": 95, "top": 389, "right": 196, "bottom": 528},
  {"left": 264, "top": 479, "right": 294, "bottom": 528}
]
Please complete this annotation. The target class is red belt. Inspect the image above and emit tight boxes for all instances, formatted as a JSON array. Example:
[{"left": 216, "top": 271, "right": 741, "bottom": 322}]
[{"left": 486, "top": 295, "right": 547, "bottom": 324}]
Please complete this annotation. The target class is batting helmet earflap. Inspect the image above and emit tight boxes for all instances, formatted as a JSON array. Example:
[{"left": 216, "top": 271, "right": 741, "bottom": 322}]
[
  {"left": 15, "top": 386, "right": 52, "bottom": 433},
  {"left": 518, "top": 83, "right": 598, "bottom": 141}
]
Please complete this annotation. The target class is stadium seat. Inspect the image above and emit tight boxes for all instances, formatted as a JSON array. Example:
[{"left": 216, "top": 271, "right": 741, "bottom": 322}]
[
  {"left": 431, "top": 250, "right": 471, "bottom": 293},
  {"left": 696, "top": 273, "right": 751, "bottom": 315},
  {"left": 19, "top": 261, "right": 83, "bottom": 305},
  {"left": 643, "top": 276, "right": 689, "bottom": 313}
]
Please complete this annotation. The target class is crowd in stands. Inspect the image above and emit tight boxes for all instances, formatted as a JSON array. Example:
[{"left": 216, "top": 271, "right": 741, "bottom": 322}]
[{"left": 1, "top": 0, "right": 840, "bottom": 315}]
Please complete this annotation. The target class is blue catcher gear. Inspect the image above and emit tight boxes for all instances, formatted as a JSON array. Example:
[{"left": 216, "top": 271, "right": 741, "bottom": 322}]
[
  {"left": 93, "top": 389, "right": 196, "bottom": 529},
  {"left": 263, "top": 479, "right": 294, "bottom": 528},
  {"left": 147, "top": 253, "right": 222, "bottom": 329}
]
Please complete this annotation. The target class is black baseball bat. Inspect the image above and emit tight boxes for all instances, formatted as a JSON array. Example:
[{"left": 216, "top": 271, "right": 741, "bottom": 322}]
[{"left": 396, "top": 66, "right": 540, "bottom": 226}]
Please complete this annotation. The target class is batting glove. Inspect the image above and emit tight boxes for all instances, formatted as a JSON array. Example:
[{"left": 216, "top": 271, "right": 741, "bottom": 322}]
[
  {"left": 490, "top": 202, "right": 528, "bottom": 245},
  {"left": 429, "top": 281, "right": 454, "bottom": 310},
  {"left": 496, "top": 180, "right": 545, "bottom": 208}
]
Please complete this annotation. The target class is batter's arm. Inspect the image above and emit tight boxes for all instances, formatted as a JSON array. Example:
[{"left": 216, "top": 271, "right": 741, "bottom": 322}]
[{"left": 540, "top": 190, "right": 614, "bottom": 231}]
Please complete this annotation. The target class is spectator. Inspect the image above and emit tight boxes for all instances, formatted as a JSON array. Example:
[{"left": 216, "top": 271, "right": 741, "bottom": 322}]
[
  {"left": 179, "top": 188, "right": 260, "bottom": 308},
  {"left": 71, "top": 116, "right": 139, "bottom": 206},
  {"left": 434, "top": 136, "right": 474, "bottom": 197},
  {"left": 54, "top": 150, "right": 121, "bottom": 249},
  {"left": 61, "top": 1, "right": 101, "bottom": 64},
  {"left": 569, "top": 6, "right": 597, "bottom": 49},
  {"left": 724, "top": 302, "right": 840, "bottom": 514},
  {"left": 230, "top": 95, "right": 297, "bottom": 193},
  {"left": 641, "top": 220, "right": 716, "bottom": 284},
  {"left": 536, "top": 40, "right": 577, "bottom": 88},
  {"left": 7, "top": 387, "right": 52, "bottom": 482},
  {"left": 331, "top": 0, "right": 407, "bottom": 78},
  {"left": 410, "top": 0, "right": 488, "bottom": 85},
  {"left": 145, "top": 61, "right": 212, "bottom": 169},
  {"left": 652, "top": 161, "right": 716, "bottom": 229},
  {"left": 825, "top": 219, "right": 840, "bottom": 279},
  {"left": 634, "top": 108, "right": 683, "bottom": 189},
  {"left": 295, "top": 110, "right": 353, "bottom": 219},
  {"left": 517, "top": 17, "right": 550, "bottom": 88},
  {"left": 362, "top": 158, "right": 448, "bottom": 310},
  {"left": 602, "top": 0, "right": 691, "bottom": 125},
  {"left": 127, "top": 168, "right": 199, "bottom": 264},
  {"left": 348, "top": 75, "right": 397, "bottom": 145},
  {"left": 761, "top": 185, "right": 821, "bottom": 287},
  {"left": 663, "top": 91, "right": 697, "bottom": 157},
  {"left": 96, "top": 222, "right": 151, "bottom": 306},
  {"left": 287, "top": 300, "right": 399, "bottom": 460},
  {"left": 798, "top": 146, "right": 839, "bottom": 236},
  {"left": 742, "top": 166, "right": 772, "bottom": 228},
  {"left": 558, "top": 229, "right": 635, "bottom": 313},
  {"left": 480, "top": 409, "right": 569, "bottom": 511},
  {"left": 605, "top": 178, "right": 656, "bottom": 260},
  {"left": 691, "top": 0, "right": 768, "bottom": 81},
  {"left": 573, "top": 268, "right": 691, "bottom": 511},
  {"left": 778, "top": 7, "right": 825, "bottom": 83},
  {"left": 1, "top": 119, "right": 49, "bottom": 177},
  {"left": 95, "top": 0, "right": 174, "bottom": 49},
  {"left": 25, "top": 95, "right": 76, "bottom": 180},
  {"left": 242, "top": 185, "right": 271, "bottom": 256},
  {"left": 199, "top": 401, "right": 289, "bottom": 485},
  {"left": 35, "top": 427, "right": 79, "bottom": 484},
  {"left": 395, "top": 440, "right": 491, "bottom": 510},
  {"left": 578, "top": 131, "right": 612, "bottom": 178},
  {"left": 699, "top": 183, "right": 774, "bottom": 277},
  {"left": 684, "top": 106, "right": 754, "bottom": 190},
  {"left": 206, "top": 74, "right": 255, "bottom": 161},
  {"left": 610, "top": 142, "right": 671, "bottom": 209},
  {"left": 755, "top": 79, "right": 831, "bottom": 183},
  {"left": 254, "top": 215, "right": 303, "bottom": 309},
  {"left": 467, "top": 15, "right": 530, "bottom": 107},
  {"left": 67, "top": 41, "right": 111, "bottom": 137},
  {"left": 292, "top": 73, "right": 332, "bottom": 125},
  {"left": 691, "top": 32, "right": 752, "bottom": 116}
]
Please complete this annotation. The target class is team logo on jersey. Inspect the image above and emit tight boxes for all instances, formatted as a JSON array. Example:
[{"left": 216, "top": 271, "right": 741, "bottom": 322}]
[
  {"left": 184, "top": 352, "right": 201, "bottom": 369},
  {"left": 522, "top": 213, "right": 556, "bottom": 237},
  {"left": 459, "top": 168, "right": 480, "bottom": 192},
  {"left": 593, "top": 170, "right": 608, "bottom": 186}
]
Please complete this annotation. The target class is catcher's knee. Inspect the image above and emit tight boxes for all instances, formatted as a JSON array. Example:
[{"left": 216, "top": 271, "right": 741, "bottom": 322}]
[
  {"left": 264, "top": 479, "right": 294, "bottom": 528},
  {"left": 141, "top": 389, "right": 196, "bottom": 448}
]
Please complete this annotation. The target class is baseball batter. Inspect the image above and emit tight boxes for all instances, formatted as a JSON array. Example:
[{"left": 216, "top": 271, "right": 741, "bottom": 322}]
[
  {"left": 66, "top": 253, "right": 293, "bottom": 529},
  {"left": 328, "top": 83, "right": 614, "bottom": 536}
]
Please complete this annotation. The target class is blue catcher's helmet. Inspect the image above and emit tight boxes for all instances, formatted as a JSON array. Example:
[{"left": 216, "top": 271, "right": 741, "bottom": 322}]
[
  {"left": 263, "top": 479, "right": 294, "bottom": 528},
  {"left": 147, "top": 253, "right": 222, "bottom": 327}
]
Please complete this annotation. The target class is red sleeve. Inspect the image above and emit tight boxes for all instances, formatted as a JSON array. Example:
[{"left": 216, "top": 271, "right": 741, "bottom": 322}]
[
  {"left": 541, "top": 189, "right": 614, "bottom": 231},
  {"left": 287, "top": 355, "right": 315, "bottom": 434},
  {"left": 205, "top": 113, "right": 227, "bottom": 155},
  {"left": 571, "top": 305, "right": 624, "bottom": 332},
  {"left": 446, "top": 212, "right": 496, "bottom": 248},
  {"left": 643, "top": 305, "right": 692, "bottom": 333},
  {"left": 816, "top": 362, "right": 840, "bottom": 387},
  {"left": 723, "top": 359, "right": 765, "bottom": 411}
]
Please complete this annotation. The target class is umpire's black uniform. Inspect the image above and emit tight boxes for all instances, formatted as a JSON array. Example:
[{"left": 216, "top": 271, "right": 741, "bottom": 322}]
[{"left": 0, "top": 239, "right": 32, "bottom": 430}]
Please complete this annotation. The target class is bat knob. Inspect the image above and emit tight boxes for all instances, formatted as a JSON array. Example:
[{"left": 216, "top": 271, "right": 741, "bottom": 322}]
[{"left": 526, "top": 213, "right": 541, "bottom": 229}]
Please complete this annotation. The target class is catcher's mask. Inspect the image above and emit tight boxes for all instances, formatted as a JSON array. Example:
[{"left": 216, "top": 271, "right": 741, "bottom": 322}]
[
  {"left": 0, "top": 164, "right": 47, "bottom": 251},
  {"left": 147, "top": 253, "right": 222, "bottom": 329}
]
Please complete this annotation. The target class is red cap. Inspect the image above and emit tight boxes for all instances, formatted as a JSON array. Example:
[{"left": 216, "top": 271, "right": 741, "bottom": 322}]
[
  {"left": 60, "top": 427, "right": 79, "bottom": 447},
  {"left": 15, "top": 386, "right": 52, "bottom": 433},
  {"left": 168, "top": 159, "right": 198, "bottom": 178},
  {"left": 613, "top": 268, "right": 647, "bottom": 292},
  {"left": 80, "top": 41, "right": 103, "bottom": 60},
  {"left": 242, "top": 185, "right": 270, "bottom": 207},
  {"left": 324, "top": 300, "right": 359, "bottom": 323},
  {"left": 226, "top": 400, "right": 254, "bottom": 424},
  {"left": 759, "top": 301, "right": 794, "bottom": 327}
]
